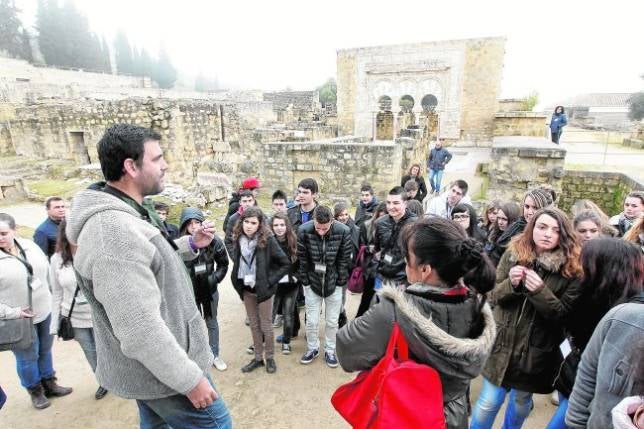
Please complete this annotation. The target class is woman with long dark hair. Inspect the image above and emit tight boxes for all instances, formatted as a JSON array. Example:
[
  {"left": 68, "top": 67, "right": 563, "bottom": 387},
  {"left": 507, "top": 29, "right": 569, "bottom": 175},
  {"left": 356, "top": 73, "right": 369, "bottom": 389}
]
[
  {"left": 471, "top": 207, "right": 583, "bottom": 429},
  {"left": 337, "top": 217, "right": 497, "bottom": 428},
  {"left": 485, "top": 202, "right": 521, "bottom": 260},
  {"left": 270, "top": 212, "right": 301, "bottom": 355},
  {"left": 451, "top": 203, "right": 487, "bottom": 244},
  {"left": 355, "top": 202, "right": 387, "bottom": 318},
  {"left": 49, "top": 220, "right": 108, "bottom": 399},
  {"left": 558, "top": 238, "right": 643, "bottom": 428},
  {"left": 231, "top": 207, "right": 289, "bottom": 374}
]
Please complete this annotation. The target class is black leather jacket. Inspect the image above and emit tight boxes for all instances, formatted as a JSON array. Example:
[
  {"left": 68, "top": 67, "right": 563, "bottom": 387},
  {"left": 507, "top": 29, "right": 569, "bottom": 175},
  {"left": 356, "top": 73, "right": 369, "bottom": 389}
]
[{"left": 374, "top": 211, "right": 416, "bottom": 281}]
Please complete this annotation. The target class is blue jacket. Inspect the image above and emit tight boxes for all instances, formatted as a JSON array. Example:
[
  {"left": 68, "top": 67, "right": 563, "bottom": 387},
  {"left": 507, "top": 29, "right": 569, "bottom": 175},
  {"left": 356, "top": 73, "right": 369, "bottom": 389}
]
[
  {"left": 550, "top": 112, "right": 568, "bottom": 132},
  {"left": 33, "top": 217, "right": 60, "bottom": 258},
  {"left": 566, "top": 293, "right": 644, "bottom": 428},
  {"left": 427, "top": 147, "right": 452, "bottom": 171}
]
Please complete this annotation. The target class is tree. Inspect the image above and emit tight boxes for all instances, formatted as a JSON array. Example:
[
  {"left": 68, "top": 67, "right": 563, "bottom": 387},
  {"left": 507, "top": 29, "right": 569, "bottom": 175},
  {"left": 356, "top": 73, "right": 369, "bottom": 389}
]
[
  {"left": 520, "top": 91, "right": 539, "bottom": 111},
  {"left": 151, "top": 46, "right": 176, "bottom": 89},
  {"left": 317, "top": 78, "right": 337, "bottom": 107},
  {"left": 114, "top": 30, "right": 133, "bottom": 74},
  {"left": 0, "top": 0, "right": 30, "bottom": 60}
]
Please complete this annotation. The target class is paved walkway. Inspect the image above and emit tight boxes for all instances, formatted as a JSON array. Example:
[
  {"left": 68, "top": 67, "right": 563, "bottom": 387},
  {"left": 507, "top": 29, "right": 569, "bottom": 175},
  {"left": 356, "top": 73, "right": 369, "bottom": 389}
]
[{"left": 0, "top": 202, "right": 46, "bottom": 228}]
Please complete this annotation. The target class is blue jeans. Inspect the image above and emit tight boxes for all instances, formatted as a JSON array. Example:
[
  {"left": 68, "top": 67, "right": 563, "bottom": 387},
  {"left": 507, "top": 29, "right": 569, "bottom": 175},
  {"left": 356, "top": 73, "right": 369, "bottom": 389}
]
[
  {"left": 136, "top": 375, "right": 232, "bottom": 429},
  {"left": 12, "top": 314, "right": 55, "bottom": 389},
  {"left": 204, "top": 291, "right": 220, "bottom": 358},
  {"left": 429, "top": 169, "right": 444, "bottom": 193},
  {"left": 545, "top": 392, "right": 569, "bottom": 429},
  {"left": 470, "top": 378, "right": 534, "bottom": 429},
  {"left": 73, "top": 327, "right": 97, "bottom": 373}
]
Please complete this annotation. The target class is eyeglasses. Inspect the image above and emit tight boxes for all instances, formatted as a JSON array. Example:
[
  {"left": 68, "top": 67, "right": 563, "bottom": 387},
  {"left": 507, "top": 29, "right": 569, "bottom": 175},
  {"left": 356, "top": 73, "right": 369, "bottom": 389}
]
[{"left": 452, "top": 214, "right": 470, "bottom": 221}]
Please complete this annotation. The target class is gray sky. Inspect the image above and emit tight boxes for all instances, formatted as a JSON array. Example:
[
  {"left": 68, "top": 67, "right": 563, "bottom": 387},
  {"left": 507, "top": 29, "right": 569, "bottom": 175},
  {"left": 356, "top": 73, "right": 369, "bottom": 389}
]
[{"left": 17, "top": 0, "right": 644, "bottom": 107}]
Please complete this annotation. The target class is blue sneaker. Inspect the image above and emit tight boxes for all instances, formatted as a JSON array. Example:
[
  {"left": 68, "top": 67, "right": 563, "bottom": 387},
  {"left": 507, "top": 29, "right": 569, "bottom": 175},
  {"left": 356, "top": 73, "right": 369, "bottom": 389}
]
[
  {"left": 300, "top": 349, "right": 319, "bottom": 365},
  {"left": 325, "top": 351, "right": 339, "bottom": 368}
]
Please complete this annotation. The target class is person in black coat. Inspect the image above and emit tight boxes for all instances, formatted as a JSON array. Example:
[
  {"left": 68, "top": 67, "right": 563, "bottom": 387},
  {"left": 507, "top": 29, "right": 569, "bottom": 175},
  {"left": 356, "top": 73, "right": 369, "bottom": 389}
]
[
  {"left": 154, "top": 201, "right": 179, "bottom": 240},
  {"left": 334, "top": 202, "right": 360, "bottom": 328},
  {"left": 400, "top": 163, "right": 428, "bottom": 202},
  {"left": 179, "top": 208, "right": 230, "bottom": 372},
  {"left": 230, "top": 207, "right": 290, "bottom": 374},
  {"left": 354, "top": 183, "right": 379, "bottom": 227},
  {"left": 451, "top": 203, "right": 487, "bottom": 244}
]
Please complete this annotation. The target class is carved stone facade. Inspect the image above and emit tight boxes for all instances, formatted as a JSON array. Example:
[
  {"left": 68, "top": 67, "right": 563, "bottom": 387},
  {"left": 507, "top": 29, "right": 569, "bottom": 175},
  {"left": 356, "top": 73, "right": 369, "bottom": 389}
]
[{"left": 337, "top": 37, "right": 506, "bottom": 143}]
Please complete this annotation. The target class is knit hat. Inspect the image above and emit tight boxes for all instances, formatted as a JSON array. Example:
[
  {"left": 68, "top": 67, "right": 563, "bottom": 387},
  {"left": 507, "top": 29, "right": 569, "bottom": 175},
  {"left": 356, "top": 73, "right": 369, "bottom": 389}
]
[
  {"left": 179, "top": 207, "right": 205, "bottom": 231},
  {"left": 242, "top": 177, "right": 261, "bottom": 190},
  {"left": 524, "top": 188, "right": 554, "bottom": 210}
]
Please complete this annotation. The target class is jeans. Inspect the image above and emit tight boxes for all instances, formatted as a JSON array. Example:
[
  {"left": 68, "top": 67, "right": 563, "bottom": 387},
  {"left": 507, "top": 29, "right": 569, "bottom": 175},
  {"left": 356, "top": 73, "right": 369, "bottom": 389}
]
[
  {"left": 204, "top": 291, "right": 220, "bottom": 358},
  {"left": 429, "top": 169, "right": 444, "bottom": 193},
  {"left": 243, "top": 292, "right": 274, "bottom": 360},
  {"left": 73, "top": 327, "right": 97, "bottom": 373},
  {"left": 12, "top": 314, "right": 55, "bottom": 389},
  {"left": 274, "top": 286, "right": 300, "bottom": 344},
  {"left": 137, "top": 375, "right": 232, "bottom": 429},
  {"left": 545, "top": 393, "right": 569, "bottom": 429},
  {"left": 470, "top": 378, "right": 534, "bottom": 429},
  {"left": 303, "top": 286, "right": 343, "bottom": 353}
]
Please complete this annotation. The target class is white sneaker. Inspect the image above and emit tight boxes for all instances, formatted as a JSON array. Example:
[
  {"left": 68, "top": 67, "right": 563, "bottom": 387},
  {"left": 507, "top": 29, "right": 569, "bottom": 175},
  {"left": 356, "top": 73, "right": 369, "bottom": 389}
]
[
  {"left": 550, "top": 391, "right": 559, "bottom": 405},
  {"left": 213, "top": 356, "right": 228, "bottom": 371}
]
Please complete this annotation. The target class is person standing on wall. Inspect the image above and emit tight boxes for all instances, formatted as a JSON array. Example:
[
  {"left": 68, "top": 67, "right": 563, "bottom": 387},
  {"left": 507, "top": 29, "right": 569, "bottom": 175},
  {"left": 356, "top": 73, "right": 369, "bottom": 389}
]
[
  {"left": 66, "top": 124, "right": 232, "bottom": 428},
  {"left": 427, "top": 139, "right": 452, "bottom": 195},
  {"left": 549, "top": 106, "right": 568, "bottom": 144},
  {"left": 33, "top": 197, "right": 66, "bottom": 259}
]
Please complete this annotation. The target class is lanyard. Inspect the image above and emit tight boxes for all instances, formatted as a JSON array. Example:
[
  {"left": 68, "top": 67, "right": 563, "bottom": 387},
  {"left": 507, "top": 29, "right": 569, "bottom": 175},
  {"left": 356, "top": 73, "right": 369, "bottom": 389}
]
[{"left": 241, "top": 250, "right": 257, "bottom": 267}]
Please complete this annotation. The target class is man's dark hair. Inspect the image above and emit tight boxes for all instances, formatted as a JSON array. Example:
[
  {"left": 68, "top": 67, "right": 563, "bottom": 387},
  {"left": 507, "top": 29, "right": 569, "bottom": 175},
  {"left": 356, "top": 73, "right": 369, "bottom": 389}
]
[
  {"left": 272, "top": 190, "right": 287, "bottom": 202},
  {"left": 360, "top": 183, "right": 374, "bottom": 194},
  {"left": 452, "top": 179, "right": 469, "bottom": 196},
  {"left": 240, "top": 190, "right": 254, "bottom": 200},
  {"left": 388, "top": 186, "right": 406, "bottom": 197},
  {"left": 404, "top": 180, "right": 418, "bottom": 192},
  {"left": 313, "top": 205, "right": 332, "bottom": 223},
  {"left": 46, "top": 196, "right": 64, "bottom": 209},
  {"left": 298, "top": 178, "right": 319, "bottom": 194},
  {"left": 154, "top": 201, "right": 170, "bottom": 212},
  {"left": 97, "top": 124, "right": 162, "bottom": 181}
]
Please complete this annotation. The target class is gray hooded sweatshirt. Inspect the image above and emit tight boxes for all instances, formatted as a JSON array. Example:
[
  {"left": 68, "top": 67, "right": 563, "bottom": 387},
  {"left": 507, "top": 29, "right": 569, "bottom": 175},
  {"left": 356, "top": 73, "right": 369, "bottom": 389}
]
[{"left": 66, "top": 188, "right": 213, "bottom": 400}]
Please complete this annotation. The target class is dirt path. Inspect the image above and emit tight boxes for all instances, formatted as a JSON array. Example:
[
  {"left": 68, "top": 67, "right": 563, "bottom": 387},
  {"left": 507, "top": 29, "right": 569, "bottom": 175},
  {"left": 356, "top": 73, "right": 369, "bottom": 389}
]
[{"left": 0, "top": 277, "right": 557, "bottom": 428}]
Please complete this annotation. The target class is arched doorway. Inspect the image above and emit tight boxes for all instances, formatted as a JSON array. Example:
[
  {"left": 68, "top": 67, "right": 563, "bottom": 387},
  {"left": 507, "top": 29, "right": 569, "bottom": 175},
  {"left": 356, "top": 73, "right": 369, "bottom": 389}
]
[
  {"left": 398, "top": 95, "right": 416, "bottom": 133},
  {"left": 421, "top": 94, "right": 439, "bottom": 140},
  {"left": 376, "top": 95, "right": 394, "bottom": 140}
]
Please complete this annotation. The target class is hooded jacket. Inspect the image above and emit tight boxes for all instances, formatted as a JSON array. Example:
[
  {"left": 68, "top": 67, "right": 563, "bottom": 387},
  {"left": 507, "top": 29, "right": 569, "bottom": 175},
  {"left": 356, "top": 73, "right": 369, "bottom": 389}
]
[
  {"left": 336, "top": 284, "right": 496, "bottom": 429},
  {"left": 483, "top": 248, "right": 582, "bottom": 393},
  {"left": 297, "top": 220, "right": 352, "bottom": 298},
  {"left": 66, "top": 188, "right": 212, "bottom": 400}
]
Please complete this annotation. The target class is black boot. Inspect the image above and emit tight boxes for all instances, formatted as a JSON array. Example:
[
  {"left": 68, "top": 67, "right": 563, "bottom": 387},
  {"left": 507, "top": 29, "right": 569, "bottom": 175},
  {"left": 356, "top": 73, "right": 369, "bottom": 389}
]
[
  {"left": 27, "top": 383, "right": 51, "bottom": 409},
  {"left": 42, "top": 377, "right": 73, "bottom": 397},
  {"left": 95, "top": 386, "right": 108, "bottom": 400},
  {"left": 241, "top": 359, "right": 264, "bottom": 373}
]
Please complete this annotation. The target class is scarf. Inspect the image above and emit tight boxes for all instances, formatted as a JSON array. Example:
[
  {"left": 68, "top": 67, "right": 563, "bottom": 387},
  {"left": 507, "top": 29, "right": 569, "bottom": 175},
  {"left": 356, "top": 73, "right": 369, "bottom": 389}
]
[{"left": 238, "top": 235, "right": 258, "bottom": 281}]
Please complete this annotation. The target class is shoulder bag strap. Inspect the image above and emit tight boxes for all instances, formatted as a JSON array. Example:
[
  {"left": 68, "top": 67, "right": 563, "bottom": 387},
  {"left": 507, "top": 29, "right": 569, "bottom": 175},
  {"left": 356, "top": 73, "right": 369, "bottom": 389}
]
[
  {"left": 9, "top": 240, "right": 33, "bottom": 310},
  {"left": 67, "top": 286, "right": 80, "bottom": 318}
]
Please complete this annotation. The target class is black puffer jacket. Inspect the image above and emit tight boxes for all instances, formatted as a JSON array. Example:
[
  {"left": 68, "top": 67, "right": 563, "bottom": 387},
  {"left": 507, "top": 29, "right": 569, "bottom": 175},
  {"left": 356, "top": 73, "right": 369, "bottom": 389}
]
[
  {"left": 231, "top": 235, "right": 290, "bottom": 303},
  {"left": 337, "top": 284, "right": 496, "bottom": 429},
  {"left": 297, "top": 221, "right": 352, "bottom": 297},
  {"left": 374, "top": 211, "right": 417, "bottom": 281},
  {"left": 183, "top": 235, "right": 229, "bottom": 318}
]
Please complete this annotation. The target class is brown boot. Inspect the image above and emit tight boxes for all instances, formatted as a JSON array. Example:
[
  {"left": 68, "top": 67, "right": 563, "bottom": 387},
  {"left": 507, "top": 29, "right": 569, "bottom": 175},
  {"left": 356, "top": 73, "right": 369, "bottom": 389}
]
[
  {"left": 42, "top": 377, "right": 73, "bottom": 397},
  {"left": 27, "top": 383, "right": 51, "bottom": 409}
]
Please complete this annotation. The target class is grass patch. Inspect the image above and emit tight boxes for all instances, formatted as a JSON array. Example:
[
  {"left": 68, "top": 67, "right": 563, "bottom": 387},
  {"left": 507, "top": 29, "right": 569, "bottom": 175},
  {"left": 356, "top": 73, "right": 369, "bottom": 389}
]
[
  {"left": 27, "top": 179, "right": 86, "bottom": 200},
  {"left": 17, "top": 225, "right": 35, "bottom": 239},
  {"left": 472, "top": 176, "right": 489, "bottom": 201}
]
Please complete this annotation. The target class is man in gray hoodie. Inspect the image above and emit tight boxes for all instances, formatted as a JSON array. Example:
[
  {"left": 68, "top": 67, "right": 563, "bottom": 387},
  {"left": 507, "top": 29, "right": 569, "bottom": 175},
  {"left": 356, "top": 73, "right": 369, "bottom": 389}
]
[{"left": 66, "top": 124, "right": 232, "bottom": 428}]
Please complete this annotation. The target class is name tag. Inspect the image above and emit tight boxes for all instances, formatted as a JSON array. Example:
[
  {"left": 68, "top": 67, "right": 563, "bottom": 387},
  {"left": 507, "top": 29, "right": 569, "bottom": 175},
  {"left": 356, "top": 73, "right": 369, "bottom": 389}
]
[
  {"left": 314, "top": 263, "right": 327, "bottom": 274},
  {"left": 244, "top": 274, "right": 256, "bottom": 288},
  {"left": 30, "top": 278, "right": 43, "bottom": 290},
  {"left": 383, "top": 254, "right": 393, "bottom": 264},
  {"left": 194, "top": 263, "right": 207, "bottom": 276},
  {"left": 559, "top": 339, "right": 572, "bottom": 359},
  {"left": 279, "top": 275, "right": 289, "bottom": 283}
]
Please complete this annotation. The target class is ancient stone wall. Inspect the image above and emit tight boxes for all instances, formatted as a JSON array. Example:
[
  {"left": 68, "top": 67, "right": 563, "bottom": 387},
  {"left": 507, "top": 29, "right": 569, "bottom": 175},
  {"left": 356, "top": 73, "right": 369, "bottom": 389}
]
[
  {"left": 560, "top": 171, "right": 644, "bottom": 215},
  {"left": 336, "top": 51, "right": 357, "bottom": 136},
  {"left": 486, "top": 136, "right": 566, "bottom": 203},
  {"left": 494, "top": 112, "right": 548, "bottom": 137},
  {"left": 263, "top": 91, "right": 320, "bottom": 121}
]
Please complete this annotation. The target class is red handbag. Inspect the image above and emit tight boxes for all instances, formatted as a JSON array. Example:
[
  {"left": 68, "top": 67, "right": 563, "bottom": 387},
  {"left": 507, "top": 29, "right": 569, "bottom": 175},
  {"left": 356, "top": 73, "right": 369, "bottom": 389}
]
[
  {"left": 331, "top": 322, "right": 446, "bottom": 429},
  {"left": 347, "top": 245, "right": 367, "bottom": 293}
]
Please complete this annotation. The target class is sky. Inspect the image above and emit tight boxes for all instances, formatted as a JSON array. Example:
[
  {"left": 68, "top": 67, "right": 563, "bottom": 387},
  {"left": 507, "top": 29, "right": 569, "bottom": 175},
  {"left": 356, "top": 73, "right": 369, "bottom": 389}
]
[{"left": 15, "top": 0, "right": 644, "bottom": 107}]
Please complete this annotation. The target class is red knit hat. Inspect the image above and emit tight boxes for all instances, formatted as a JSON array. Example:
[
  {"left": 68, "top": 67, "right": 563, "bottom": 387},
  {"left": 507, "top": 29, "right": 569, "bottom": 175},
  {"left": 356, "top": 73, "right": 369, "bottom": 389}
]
[{"left": 242, "top": 177, "right": 261, "bottom": 190}]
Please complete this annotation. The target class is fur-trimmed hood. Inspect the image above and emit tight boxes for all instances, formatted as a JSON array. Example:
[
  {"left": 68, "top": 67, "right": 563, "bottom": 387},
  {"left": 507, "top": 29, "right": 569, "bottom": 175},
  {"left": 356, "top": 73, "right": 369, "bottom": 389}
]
[
  {"left": 381, "top": 284, "right": 497, "bottom": 378},
  {"left": 508, "top": 247, "right": 567, "bottom": 273}
]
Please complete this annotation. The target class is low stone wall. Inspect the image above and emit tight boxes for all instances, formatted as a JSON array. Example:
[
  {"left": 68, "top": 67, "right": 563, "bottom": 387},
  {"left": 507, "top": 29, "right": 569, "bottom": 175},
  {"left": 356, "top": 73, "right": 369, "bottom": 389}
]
[
  {"left": 494, "top": 112, "right": 547, "bottom": 137},
  {"left": 486, "top": 136, "right": 566, "bottom": 203},
  {"left": 560, "top": 171, "right": 644, "bottom": 215}
]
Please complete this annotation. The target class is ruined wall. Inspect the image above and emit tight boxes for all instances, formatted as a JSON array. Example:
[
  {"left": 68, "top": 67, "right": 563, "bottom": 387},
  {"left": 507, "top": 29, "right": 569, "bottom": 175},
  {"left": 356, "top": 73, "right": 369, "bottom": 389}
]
[
  {"left": 494, "top": 112, "right": 548, "bottom": 137},
  {"left": 560, "top": 171, "right": 643, "bottom": 215},
  {"left": 460, "top": 38, "right": 506, "bottom": 143},
  {"left": 262, "top": 91, "right": 320, "bottom": 121},
  {"left": 336, "top": 51, "right": 357, "bottom": 136}
]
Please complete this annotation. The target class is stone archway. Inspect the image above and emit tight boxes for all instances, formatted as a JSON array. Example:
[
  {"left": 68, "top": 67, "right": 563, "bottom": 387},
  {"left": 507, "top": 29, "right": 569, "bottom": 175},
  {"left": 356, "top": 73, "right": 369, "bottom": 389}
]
[
  {"left": 421, "top": 94, "right": 439, "bottom": 140},
  {"left": 376, "top": 95, "right": 394, "bottom": 140},
  {"left": 398, "top": 95, "right": 416, "bottom": 133}
]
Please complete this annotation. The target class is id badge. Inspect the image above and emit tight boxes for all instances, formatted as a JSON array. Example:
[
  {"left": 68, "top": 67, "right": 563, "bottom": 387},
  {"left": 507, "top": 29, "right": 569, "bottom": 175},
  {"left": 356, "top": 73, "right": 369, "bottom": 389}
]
[
  {"left": 244, "top": 274, "right": 256, "bottom": 288},
  {"left": 383, "top": 254, "right": 393, "bottom": 264},
  {"left": 29, "top": 277, "right": 43, "bottom": 290},
  {"left": 194, "top": 263, "right": 207, "bottom": 276},
  {"left": 314, "top": 263, "right": 327, "bottom": 274},
  {"left": 559, "top": 339, "right": 572, "bottom": 359}
]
